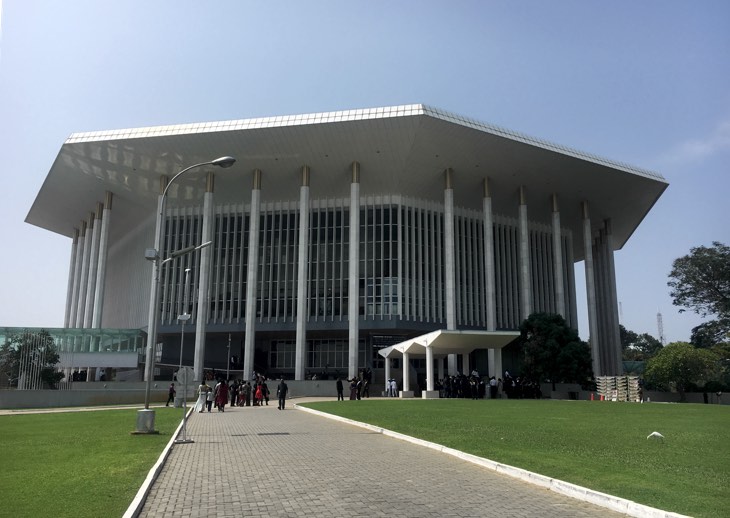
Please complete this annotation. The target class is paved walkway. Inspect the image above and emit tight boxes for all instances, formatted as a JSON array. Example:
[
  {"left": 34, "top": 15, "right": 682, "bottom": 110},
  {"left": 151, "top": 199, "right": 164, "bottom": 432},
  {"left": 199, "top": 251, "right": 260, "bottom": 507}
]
[{"left": 137, "top": 398, "right": 622, "bottom": 518}]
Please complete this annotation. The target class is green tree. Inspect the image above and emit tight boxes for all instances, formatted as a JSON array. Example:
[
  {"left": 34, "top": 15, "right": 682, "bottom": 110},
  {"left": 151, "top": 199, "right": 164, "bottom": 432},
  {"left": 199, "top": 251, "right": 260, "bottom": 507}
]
[
  {"left": 690, "top": 317, "right": 730, "bottom": 349},
  {"left": 644, "top": 342, "right": 717, "bottom": 402},
  {"left": 519, "top": 312, "right": 594, "bottom": 389},
  {"left": 620, "top": 325, "right": 663, "bottom": 361},
  {"left": 668, "top": 242, "right": 730, "bottom": 344},
  {"left": 0, "top": 330, "right": 64, "bottom": 389}
]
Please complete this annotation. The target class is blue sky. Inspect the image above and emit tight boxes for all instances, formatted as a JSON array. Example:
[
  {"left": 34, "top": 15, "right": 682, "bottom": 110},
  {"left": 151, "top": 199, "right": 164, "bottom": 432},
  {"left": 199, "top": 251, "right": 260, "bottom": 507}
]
[{"left": 1, "top": 0, "right": 728, "bottom": 343}]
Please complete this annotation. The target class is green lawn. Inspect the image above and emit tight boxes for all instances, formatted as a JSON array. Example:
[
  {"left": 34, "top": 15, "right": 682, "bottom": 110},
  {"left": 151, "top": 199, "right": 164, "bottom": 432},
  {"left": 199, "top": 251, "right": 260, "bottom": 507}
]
[
  {"left": 303, "top": 399, "right": 730, "bottom": 518},
  {"left": 0, "top": 407, "right": 181, "bottom": 518}
]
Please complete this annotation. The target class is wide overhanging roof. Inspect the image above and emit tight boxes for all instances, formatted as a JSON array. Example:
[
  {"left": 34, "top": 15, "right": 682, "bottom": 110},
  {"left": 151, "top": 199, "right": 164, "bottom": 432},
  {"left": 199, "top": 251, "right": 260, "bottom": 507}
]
[
  {"left": 27, "top": 104, "right": 668, "bottom": 259},
  {"left": 378, "top": 329, "right": 519, "bottom": 359}
]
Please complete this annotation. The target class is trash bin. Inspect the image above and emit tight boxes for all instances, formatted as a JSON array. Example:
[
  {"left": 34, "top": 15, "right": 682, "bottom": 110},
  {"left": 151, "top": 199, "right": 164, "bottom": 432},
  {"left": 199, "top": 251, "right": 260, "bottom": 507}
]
[{"left": 174, "top": 396, "right": 185, "bottom": 408}]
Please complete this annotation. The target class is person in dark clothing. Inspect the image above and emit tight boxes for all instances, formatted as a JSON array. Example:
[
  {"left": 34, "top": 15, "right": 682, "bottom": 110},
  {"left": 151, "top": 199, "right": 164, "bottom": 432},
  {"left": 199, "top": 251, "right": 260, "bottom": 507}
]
[
  {"left": 336, "top": 377, "right": 344, "bottom": 401},
  {"left": 165, "top": 383, "right": 176, "bottom": 406},
  {"left": 277, "top": 378, "right": 288, "bottom": 410},
  {"left": 262, "top": 379, "right": 270, "bottom": 405},
  {"left": 230, "top": 380, "right": 239, "bottom": 407}
]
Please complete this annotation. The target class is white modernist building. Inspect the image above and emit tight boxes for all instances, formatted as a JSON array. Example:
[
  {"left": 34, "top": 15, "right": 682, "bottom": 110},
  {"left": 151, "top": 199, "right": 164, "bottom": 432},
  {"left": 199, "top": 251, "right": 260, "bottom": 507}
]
[{"left": 27, "top": 104, "right": 668, "bottom": 385}]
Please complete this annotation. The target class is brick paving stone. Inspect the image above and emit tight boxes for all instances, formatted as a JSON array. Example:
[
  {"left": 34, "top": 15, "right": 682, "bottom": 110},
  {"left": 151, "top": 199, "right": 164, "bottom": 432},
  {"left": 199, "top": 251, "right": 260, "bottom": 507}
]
[{"left": 139, "top": 399, "right": 623, "bottom": 518}]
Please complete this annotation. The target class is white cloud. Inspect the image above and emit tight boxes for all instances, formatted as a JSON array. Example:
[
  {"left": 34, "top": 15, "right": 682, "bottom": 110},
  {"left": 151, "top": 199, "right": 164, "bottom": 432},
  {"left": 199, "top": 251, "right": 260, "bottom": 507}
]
[{"left": 662, "top": 119, "right": 730, "bottom": 165}]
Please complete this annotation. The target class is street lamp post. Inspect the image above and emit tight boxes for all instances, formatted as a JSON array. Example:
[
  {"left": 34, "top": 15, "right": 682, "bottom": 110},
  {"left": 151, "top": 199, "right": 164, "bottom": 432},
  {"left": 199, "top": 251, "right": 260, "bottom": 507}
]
[{"left": 134, "top": 156, "right": 235, "bottom": 435}]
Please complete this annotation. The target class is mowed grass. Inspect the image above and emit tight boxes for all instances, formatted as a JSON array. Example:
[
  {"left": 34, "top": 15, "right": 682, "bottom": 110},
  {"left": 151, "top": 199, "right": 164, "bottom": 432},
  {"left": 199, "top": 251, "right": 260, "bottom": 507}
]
[
  {"left": 0, "top": 407, "right": 182, "bottom": 518},
  {"left": 303, "top": 399, "right": 730, "bottom": 518}
]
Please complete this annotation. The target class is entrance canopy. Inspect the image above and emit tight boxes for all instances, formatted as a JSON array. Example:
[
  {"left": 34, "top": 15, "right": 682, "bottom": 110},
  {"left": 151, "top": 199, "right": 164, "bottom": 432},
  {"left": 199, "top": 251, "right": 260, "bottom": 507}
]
[
  {"left": 379, "top": 329, "right": 520, "bottom": 398},
  {"left": 378, "top": 329, "right": 519, "bottom": 360}
]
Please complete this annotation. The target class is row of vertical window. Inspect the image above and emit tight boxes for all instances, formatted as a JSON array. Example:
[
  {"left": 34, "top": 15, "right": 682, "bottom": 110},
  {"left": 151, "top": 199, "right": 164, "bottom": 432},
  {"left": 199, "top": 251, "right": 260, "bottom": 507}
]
[{"left": 158, "top": 201, "right": 574, "bottom": 329}]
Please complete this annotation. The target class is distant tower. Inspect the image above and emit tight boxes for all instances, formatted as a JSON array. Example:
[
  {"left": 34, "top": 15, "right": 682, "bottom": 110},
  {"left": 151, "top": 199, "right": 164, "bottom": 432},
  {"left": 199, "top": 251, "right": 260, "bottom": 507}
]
[
  {"left": 657, "top": 310, "right": 666, "bottom": 345},
  {"left": 619, "top": 301, "right": 623, "bottom": 324}
]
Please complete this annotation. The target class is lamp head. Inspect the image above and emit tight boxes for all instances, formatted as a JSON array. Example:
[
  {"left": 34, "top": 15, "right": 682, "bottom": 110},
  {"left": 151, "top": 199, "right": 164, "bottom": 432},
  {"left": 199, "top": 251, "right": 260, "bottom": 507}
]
[{"left": 211, "top": 156, "right": 236, "bottom": 168}]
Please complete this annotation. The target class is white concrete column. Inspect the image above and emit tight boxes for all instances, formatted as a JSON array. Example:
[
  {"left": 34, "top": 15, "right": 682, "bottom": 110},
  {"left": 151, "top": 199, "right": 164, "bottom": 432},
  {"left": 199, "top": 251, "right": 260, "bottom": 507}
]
[
  {"left": 243, "top": 170, "right": 262, "bottom": 381},
  {"left": 603, "top": 219, "right": 622, "bottom": 375},
  {"left": 552, "top": 194, "right": 566, "bottom": 318},
  {"left": 444, "top": 169, "right": 458, "bottom": 376},
  {"left": 295, "top": 166, "right": 311, "bottom": 381},
  {"left": 70, "top": 220, "right": 87, "bottom": 329},
  {"left": 64, "top": 228, "right": 80, "bottom": 328},
  {"left": 348, "top": 161, "right": 360, "bottom": 380},
  {"left": 402, "top": 351, "right": 410, "bottom": 392},
  {"left": 83, "top": 203, "right": 103, "bottom": 328},
  {"left": 582, "top": 202, "right": 601, "bottom": 376},
  {"left": 76, "top": 213, "right": 96, "bottom": 327},
  {"left": 384, "top": 356, "right": 391, "bottom": 394},
  {"left": 463, "top": 353, "right": 470, "bottom": 376},
  {"left": 193, "top": 173, "right": 215, "bottom": 382},
  {"left": 483, "top": 178, "right": 496, "bottom": 331},
  {"left": 444, "top": 169, "right": 456, "bottom": 330},
  {"left": 488, "top": 349, "right": 503, "bottom": 380},
  {"left": 423, "top": 345, "right": 439, "bottom": 398},
  {"left": 518, "top": 186, "right": 532, "bottom": 321},
  {"left": 426, "top": 345, "right": 434, "bottom": 391},
  {"left": 92, "top": 192, "right": 113, "bottom": 329}
]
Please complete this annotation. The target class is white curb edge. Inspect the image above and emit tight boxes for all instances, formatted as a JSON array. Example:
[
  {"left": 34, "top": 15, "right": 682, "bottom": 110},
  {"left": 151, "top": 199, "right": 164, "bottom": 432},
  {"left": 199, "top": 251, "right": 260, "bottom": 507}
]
[
  {"left": 295, "top": 403, "right": 690, "bottom": 518},
  {"left": 122, "top": 409, "right": 190, "bottom": 518}
]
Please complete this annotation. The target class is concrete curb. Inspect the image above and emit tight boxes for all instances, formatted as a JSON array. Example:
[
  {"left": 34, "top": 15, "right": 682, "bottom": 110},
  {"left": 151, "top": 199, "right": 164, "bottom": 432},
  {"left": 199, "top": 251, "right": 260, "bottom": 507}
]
[
  {"left": 295, "top": 403, "right": 690, "bottom": 518},
  {"left": 122, "top": 408, "right": 190, "bottom": 518}
]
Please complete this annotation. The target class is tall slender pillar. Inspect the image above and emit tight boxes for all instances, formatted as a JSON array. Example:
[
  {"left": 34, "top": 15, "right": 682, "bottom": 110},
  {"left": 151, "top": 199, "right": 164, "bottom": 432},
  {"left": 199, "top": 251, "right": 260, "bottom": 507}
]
[
  {"left": 92, "top": 192, "right": 113, "bottom": 329},
  {"left": 348, "top": 162, "right": 361, "bottom": 380},
  {"left": 70, "top": 222, "right": 86, "bottom": 329},
  {"left": 83, "top": 203, "right": 103, "bottom": 328},
  {"left": 402, "top": 351, "right": 410, "bottom": 393},
  {"left": 243, "top": 170, "right": 262, "bottom": 381},
  {"left": 551, "top": 194, "right": 566, "bottom": 318},
  {"left": 603, "top": 219, "right": 622, "bottom": 375},
  {"left": 193, "top": 173, "right": 215, "bottom": 382},
  {"left": 484, "top": 178, "right": 502, "bottom": 379},
  {"left": 483, "top": 179, "right": 496, "bottom": 330},
  {"left": 75, "top": 218, "right": 93, "bottom": 329},
  {"left": 64, "top": 228, "right": 80, "bottom": 328},
  {"left": 295, "top": 166, "right": 310, "bottom": 380},
  {"left": 384, "top": 357, "right": 391, "bottom": 394},
  {"left": 444, "top": 169, "right": 457, "bottom": 375},
  {"left": 425, "top": 345, "right": 434, "bottom": 391},
  {"left": 518, "top": 186, "right": 532, "bottom": 321},
  {"left": 582, "top": 202, "right": 601, "bottom": 376}
]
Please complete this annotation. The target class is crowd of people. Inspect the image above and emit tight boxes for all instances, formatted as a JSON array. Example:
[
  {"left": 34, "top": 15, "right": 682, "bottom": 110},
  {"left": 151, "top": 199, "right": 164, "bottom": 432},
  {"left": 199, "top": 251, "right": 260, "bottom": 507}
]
[
  {"left": 193, "top": 372, "right": 290, "bottom": 412},
  {"left": 185, "top": 367, "right": 540, "bottom": 413},
  {"left": 434, "top": 371, "right": 542, "bottom": 399}
]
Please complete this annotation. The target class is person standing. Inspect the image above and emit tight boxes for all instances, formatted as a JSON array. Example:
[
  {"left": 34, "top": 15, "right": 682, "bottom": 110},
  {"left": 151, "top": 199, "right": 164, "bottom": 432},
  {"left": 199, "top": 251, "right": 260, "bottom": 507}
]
[
  {"left": 243, "top": 381, "right": 252, "bottom": 406},
  {"left": 165, "top": 383, "right": 176, "bottom": 406},
  {"left": 261, "top": 378, "right": 270, "bottom": 406},
  {"left": 277, "top": 378, "right": 288, "bottom": 410},
  {"left": 389, "top": 378, "right": 398, "bottom": 398},
  {"left": 336, "top": 377, "right": 344, "bottom": 401},
  {"left": 205, "top": 384, "right": 215, "bottom": 412},
  {"left": 254, "top": 382, "right": 263, "bottom": 406},
  {"left": 230, "top": 379, "right": 239, "bottom": 407},
  {"left": 214, "top": 379, "right": 229, "bottom": 412},
  {"left": 195, "top": 381, "right": 209, "bottom": 412},
  {"left": 489, "top": 376, "right": 498, "bottom": 399}
]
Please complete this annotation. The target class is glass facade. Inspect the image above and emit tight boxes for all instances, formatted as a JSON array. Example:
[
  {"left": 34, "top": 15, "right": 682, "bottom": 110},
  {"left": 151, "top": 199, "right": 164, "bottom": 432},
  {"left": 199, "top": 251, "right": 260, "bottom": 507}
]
[{"left": 157, "top": 196, "right": 575, "bottom": 332}]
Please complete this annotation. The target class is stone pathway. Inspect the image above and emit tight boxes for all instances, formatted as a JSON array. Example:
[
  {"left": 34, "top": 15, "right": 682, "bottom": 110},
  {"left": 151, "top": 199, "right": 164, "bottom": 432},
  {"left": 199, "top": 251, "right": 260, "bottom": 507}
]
[{"left": 138, "top": 399, "right": 621, "bottom": 517}]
